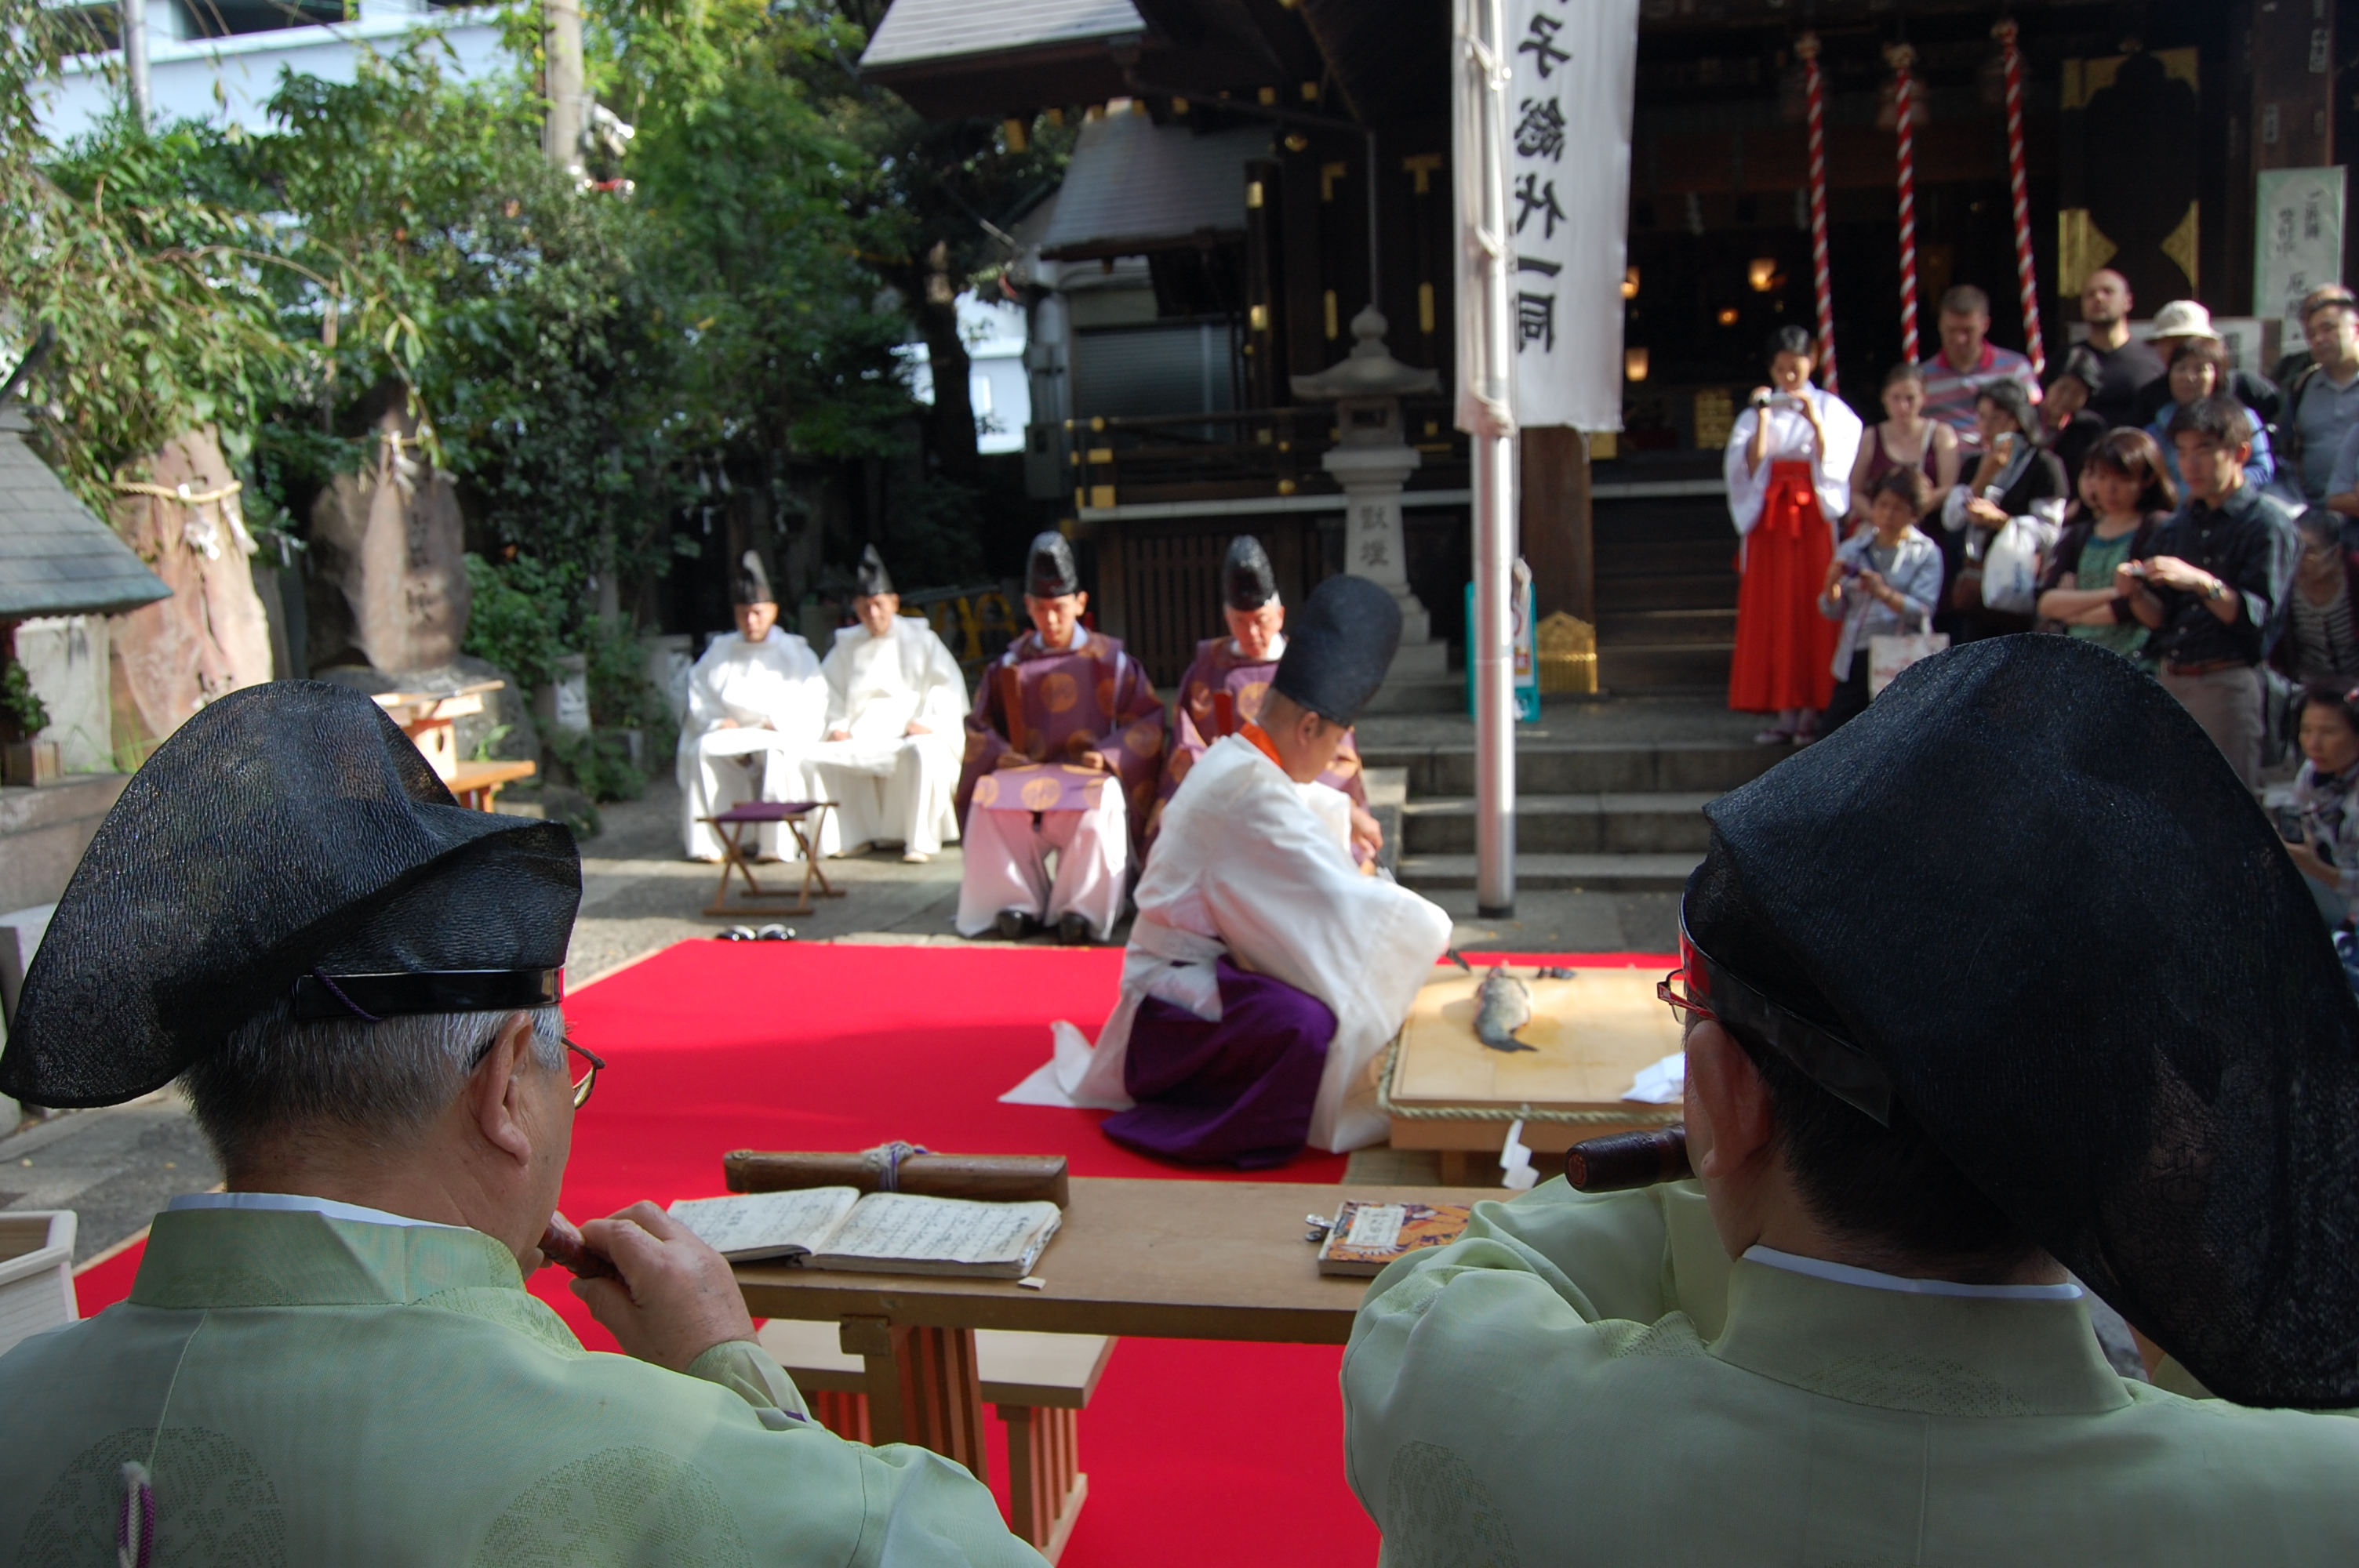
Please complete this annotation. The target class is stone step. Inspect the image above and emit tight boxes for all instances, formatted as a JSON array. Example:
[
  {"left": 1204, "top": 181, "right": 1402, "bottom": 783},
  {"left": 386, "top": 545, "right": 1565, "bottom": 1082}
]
[
  {"left": 1599, "top": 644, "right": 1732, "bottom": 691},
  {"left": 1394, "top": 851, "right": 1700, "bottom": 893},
  {"left": 1593, "top": 572, "right": 1738, "bottom": 611},
  {"left": 1599, "top": 608, "right": 1738, "bottom": 648},
  {"left": 1594, "top": 543, "right": 1728, "bottom": 578},
  {"left": 1363, "top": 674, "right": 1463, "bottom": 715},
  {"left": 1357, "top": 739, "right": 1776, "bottom": 797},
  {"left": 1401, "top": 793, "right": 1717, "bottom": 855}
]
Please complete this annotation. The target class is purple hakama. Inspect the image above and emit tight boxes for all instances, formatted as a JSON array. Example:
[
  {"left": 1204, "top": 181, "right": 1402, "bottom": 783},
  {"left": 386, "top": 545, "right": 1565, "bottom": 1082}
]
[{"left": 1100, "top": 957, "right": 1339, "bottom": 1169}]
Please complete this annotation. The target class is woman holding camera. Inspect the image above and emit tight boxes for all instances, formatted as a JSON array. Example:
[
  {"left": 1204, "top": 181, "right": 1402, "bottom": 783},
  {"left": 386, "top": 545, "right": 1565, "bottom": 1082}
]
[{"left": 1724, "top": 326, "right": 1863, "bottom": 745}]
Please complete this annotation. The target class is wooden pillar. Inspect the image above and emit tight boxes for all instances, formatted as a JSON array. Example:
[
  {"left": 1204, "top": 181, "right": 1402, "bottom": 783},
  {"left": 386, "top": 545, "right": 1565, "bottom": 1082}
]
[
  {"left": 843, "top": 1316, "right": 989, "bottom": 1483},
  {"left": 1519, "top": 427, "right": 1594, "bottom": 623},
  {"left": 1000, "top": 1403, "right": 1088, "bottom": 1563},
  {"left": 2252, "top": 0, "right": 2334, "bottom": 173},
  {"left": 1244, "top": 158, "right": 1283, "bottom": 410},
  {"left": 2245, "top": 0, "right": 2335, "bottom": 319}
]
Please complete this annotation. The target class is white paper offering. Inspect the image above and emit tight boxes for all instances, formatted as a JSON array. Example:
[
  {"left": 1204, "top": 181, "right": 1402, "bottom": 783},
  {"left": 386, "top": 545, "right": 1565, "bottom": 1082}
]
[
  {"left": 1623, "top": 1051, "right": 1686, "bottom": 1105},
  {"left": 1344, "top": 1203, "right": 1407, "bottom": 1252},
  {"left": 669, "top": 1189, "right": 859, "bottom": 1261}
]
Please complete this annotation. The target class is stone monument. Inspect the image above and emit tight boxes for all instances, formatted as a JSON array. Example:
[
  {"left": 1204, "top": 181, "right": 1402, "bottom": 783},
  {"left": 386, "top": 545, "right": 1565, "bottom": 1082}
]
[{"left": 1289, "top": 306, "right": 1448, "bottom": 687}]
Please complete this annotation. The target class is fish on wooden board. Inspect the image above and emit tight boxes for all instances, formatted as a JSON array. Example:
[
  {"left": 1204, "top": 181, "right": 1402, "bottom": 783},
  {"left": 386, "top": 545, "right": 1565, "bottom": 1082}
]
[{"left": 1474, "top": 966, "right": 1536, "bottom": 1052}]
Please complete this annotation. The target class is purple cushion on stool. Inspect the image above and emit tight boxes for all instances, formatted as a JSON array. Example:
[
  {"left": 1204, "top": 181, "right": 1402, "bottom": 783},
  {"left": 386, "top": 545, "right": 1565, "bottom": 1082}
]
[{"left": 709, "top": 801, "right": 822, "bottom": 824}]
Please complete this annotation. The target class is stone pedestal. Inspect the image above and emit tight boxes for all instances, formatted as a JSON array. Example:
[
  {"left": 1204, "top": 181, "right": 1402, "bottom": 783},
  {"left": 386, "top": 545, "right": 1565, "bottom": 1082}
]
[
  {"left": 305, "top": 410, "right": 470, "bottom": 675},
  {"left": 107, "top": 428, "right": 276, "bottom": 762},
  {"left": 1292, "top": 307, "right": 1450, "bottom": 691},
  {"left": 1323, "top": 444, "right": 1447, "bottom": 681}
]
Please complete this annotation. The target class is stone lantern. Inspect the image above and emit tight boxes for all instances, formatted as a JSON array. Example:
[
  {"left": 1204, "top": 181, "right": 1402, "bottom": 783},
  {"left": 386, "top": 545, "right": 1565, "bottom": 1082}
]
[{"left": 1290, "top": 306, "right": 1447, "bottom": 686}]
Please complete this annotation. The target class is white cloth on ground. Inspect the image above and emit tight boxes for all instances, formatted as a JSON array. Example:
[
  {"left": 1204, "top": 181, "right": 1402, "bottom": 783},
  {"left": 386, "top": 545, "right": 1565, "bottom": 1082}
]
[
  {"left": 1004, "top": 735, "right": 1451, "bottom": 1153},
  {"left": 954, "top": 779, "right": 1129, "bottom": 942},
  {"left": 676, "top": 630, "right": 827, "bottom": 860},
  {"left": 809, "top": 617, "right": 969, "bottom": 855}
]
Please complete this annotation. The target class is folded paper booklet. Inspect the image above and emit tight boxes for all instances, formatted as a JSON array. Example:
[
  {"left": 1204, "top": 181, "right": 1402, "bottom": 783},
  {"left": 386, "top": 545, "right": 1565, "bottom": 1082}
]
[
  {"left": 969, "top": 764, "right": 1107, "bottom": 813},
  {"left": 1316, "top": 1200, "right": 1473, "bottom": 1277},
  {"left": 671, "top": 1189, "right": 1062, "bottom": 1279}
]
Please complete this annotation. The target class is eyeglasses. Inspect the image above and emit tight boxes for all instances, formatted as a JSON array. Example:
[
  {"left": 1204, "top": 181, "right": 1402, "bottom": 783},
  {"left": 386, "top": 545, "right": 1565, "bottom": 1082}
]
[
  {"left": 1657, "top": 967, "right": 1714, "bottom": 1028},
  {"left": 467, "top": 1030, "right": 604, "bottom": 1109},
  {"left": 565, "top": 1038, "right": 605, "bottom": 1109}
]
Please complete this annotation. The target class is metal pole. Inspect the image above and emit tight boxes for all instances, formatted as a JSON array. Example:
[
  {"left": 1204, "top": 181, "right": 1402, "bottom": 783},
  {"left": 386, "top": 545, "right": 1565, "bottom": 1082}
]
[
  {"left": 121, "top": 0, "right": 151, "bottom": 129},
  {"left": 1462, "top": 0, "right": 1517, "bottom": 916}
]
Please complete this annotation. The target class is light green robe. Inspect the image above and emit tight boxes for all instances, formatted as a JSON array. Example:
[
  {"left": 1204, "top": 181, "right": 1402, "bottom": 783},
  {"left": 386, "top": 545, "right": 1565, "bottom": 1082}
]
[
  {"left": 1343, "top": 1178, "right": 2359, "bottom": 1564},
  {"left": 0, "top": 1210, "right": 1045, "bottom": 1566}
]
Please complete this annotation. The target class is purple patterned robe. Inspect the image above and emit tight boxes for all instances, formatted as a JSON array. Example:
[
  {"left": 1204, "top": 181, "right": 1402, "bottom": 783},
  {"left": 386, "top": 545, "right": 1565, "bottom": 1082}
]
[
  {"left": 1149, "top": 637, "right": 1369, "bottom": 856},
  {"left": 957, "top": 629, "right": 1166, "bottom": 856}
]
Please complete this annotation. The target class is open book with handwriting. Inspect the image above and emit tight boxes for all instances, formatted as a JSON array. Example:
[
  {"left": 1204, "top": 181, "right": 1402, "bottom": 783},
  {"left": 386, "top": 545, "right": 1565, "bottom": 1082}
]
[{"left": 670, "top": 1189, "right": 1060, "bottom": 1279}]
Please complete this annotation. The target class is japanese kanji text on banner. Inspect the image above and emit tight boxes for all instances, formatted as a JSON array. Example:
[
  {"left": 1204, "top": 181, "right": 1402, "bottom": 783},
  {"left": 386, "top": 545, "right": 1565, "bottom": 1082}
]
[{"left": 1496, "top": 0, "right": 1639, "bottom": 434}]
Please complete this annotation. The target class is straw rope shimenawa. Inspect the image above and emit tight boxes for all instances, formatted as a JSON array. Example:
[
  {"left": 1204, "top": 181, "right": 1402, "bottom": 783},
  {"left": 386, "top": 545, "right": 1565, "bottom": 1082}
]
[
  {"left": 1372, "top": 1035, "right": 1684, "bottom": 1127},
  {"left": 111, "top": 479, "right": 243, "bottom": 506}
]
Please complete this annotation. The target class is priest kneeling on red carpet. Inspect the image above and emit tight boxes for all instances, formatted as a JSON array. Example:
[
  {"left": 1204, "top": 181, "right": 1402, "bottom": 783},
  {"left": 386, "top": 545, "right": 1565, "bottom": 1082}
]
[
  {"left": 1013, "top": 574, "right": 1452, "bottom": 1167},
  {"left": 0, "top": 682, "right": 1047, "bottom": 1566}
]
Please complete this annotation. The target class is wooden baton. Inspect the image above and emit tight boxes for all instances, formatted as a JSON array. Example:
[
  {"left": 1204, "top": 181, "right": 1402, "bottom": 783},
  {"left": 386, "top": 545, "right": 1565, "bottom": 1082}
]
[
  {"left": 723, "top": 1149, "right": 1070, "bottom": 1208},
  {"left": 1563, "top": 1126, "right": 1691, "bottom": 1192}
]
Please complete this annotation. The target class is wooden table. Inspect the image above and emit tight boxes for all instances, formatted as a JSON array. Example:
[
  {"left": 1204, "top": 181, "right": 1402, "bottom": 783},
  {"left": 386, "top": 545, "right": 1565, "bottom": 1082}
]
[
  {"left": 734, "top": 1177, "right": 1499, "bottom": 1539},
  {"left": 448, "top": 758, "right": 536, "bottom": 812},
  {"left": 1385, "top": 967, "right": 1683, "bottom": 1185}
]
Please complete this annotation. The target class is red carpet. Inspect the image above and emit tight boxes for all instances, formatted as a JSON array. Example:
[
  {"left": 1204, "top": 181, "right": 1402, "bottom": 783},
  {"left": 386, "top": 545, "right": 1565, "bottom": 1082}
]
[{"left": 75, "top": 942, "right": 1669, "bottom": 1565}]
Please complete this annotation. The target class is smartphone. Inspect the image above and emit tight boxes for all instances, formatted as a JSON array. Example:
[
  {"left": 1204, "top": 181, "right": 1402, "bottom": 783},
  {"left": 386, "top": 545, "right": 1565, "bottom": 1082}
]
[{"left": 2275, "top": 805, "right": 2309, "bottom": 845}]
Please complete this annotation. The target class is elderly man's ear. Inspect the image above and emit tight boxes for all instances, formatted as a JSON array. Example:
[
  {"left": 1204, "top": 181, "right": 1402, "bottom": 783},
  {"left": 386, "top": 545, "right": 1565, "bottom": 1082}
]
[{"left": 467, "top": 1013, "right": 550, "bottom": 1167}]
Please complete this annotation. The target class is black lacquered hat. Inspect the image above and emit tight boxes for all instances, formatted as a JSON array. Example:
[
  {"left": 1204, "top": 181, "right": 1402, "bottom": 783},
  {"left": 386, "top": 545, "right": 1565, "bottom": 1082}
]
[
  {"left": 855, "top": 545, "right": 894, "bottom": 599},
  {"left": 1688, "top": 634, "right": 2359, "bottom": 1408},
  {"left": 0, "top": 681, "right": 580, "bottom": 1109},
  {"left": 1026, "top": 532, "right": 1079, "bottom": 599},
  {"left": 732, "top": 550, "right": 777, "bottom": 607},
  {"left": 1224, "top": 535, "right": 1277, "bottom": 612},
  {"left": 1273, "top": 574, "right": 1398, "bottom": 726}
]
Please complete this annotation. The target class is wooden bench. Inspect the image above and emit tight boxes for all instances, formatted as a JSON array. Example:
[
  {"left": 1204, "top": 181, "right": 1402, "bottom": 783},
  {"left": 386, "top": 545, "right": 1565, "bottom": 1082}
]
[{"left": 758, "top": 1319, "right": 1113, "bottom": 1563}]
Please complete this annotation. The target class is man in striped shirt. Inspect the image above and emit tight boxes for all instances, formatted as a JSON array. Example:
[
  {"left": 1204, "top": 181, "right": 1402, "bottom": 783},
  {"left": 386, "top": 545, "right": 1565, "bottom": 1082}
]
[{"left": 1917, "top": 284, "right": 2041, "bottom": 454}]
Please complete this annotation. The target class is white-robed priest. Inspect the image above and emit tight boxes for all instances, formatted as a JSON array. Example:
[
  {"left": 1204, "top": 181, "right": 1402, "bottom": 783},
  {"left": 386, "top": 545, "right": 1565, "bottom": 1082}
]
[
  {"left": 677, "top": 550, "right": 831, "bottom": 862},
  {"left": 808, "top": 547, "right": 967, "bottom": 862},
  {"left": 1012, "top": 574, "right": 1452, "bottom": 1167}
]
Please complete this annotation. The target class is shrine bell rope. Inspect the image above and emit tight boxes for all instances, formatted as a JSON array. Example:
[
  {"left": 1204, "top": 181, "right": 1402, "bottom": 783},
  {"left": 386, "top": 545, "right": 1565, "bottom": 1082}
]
[
  {"left": 1887, "top": 44, "right": 1922, "bottom": 365},
  {"left": 1995, "top": 19, "right": 2046, "bottom": 377},
  {"left": 1798, "top": 33, "right": 1838, "bottom": 394}
]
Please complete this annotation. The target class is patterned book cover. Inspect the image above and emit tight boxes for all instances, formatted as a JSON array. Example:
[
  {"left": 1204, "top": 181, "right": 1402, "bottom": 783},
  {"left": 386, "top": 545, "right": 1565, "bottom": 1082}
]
[{"left": 1317, "top": 1201, "right": 1474, "bottom": 1277}]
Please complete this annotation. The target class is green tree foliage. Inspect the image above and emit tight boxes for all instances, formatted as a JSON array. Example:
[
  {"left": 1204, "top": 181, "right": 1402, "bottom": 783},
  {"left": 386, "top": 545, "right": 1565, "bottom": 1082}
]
[{"left": 1, "top": 0, "right": 1064, "bottom": 798}]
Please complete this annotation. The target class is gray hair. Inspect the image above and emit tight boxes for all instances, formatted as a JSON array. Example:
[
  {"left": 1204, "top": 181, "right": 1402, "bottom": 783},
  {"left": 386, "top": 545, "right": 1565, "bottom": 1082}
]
[{"left": 184, "top": 1001, "right": 565, "bottom": 1174}]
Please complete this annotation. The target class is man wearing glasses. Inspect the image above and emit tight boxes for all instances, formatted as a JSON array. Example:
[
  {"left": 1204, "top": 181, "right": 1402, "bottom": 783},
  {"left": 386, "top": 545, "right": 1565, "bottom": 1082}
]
[
  {"left": 1343, "top": 637, "right": 2359, "bottom": 1563},
  {"left": 0, "top": 683, "right": 1040, "bottom": 1566}
]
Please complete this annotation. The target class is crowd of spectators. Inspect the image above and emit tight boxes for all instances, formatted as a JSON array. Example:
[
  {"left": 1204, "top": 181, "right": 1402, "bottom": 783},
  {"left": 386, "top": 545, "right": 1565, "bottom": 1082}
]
[{"left": 1722, "top": 268, "right": 2359, "bottom": 945}]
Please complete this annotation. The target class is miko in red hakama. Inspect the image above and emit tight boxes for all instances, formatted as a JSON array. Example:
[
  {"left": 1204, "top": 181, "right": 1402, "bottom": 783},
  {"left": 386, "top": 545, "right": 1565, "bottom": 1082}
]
[{"left": 1728, "top": 459, "right": 1840, "bottom": 713}]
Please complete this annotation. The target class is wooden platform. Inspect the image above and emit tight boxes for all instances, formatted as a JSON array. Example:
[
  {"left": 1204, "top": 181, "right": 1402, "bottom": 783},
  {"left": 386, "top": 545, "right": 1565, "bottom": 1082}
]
[{"left": 1386, "top": 967, "right": 1681, "bottom": 1183}]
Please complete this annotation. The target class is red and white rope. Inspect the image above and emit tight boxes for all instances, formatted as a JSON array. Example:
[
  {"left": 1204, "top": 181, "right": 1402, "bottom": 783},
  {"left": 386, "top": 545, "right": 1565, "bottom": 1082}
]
[
  {"left": 1996, "top": 20, "right": 2045, "bottom": 377},
  {"left": 1800, "top": 34, "right": 1837, "bottom": 393},
  {"left": 1889, "top": 45, "right": 1921, "bottom": 365}
]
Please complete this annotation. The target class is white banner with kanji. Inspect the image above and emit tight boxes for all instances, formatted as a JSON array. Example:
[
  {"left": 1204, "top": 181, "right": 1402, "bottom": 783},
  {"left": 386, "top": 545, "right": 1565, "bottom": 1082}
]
[{"left": 1500, "top": 0, "right": 1638, "bottom": 432}]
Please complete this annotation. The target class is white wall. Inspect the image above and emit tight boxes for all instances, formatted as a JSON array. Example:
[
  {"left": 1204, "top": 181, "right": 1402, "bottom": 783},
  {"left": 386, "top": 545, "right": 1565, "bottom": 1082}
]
[
  {"left": 900, "top": 291, "right": 1034, "bottom": 456},
  {"left": 15, "top": 616, "right": 113, "bottom": 775},
  {"left": 37, "top": 2, "right": 510, "bottom": 143}
]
